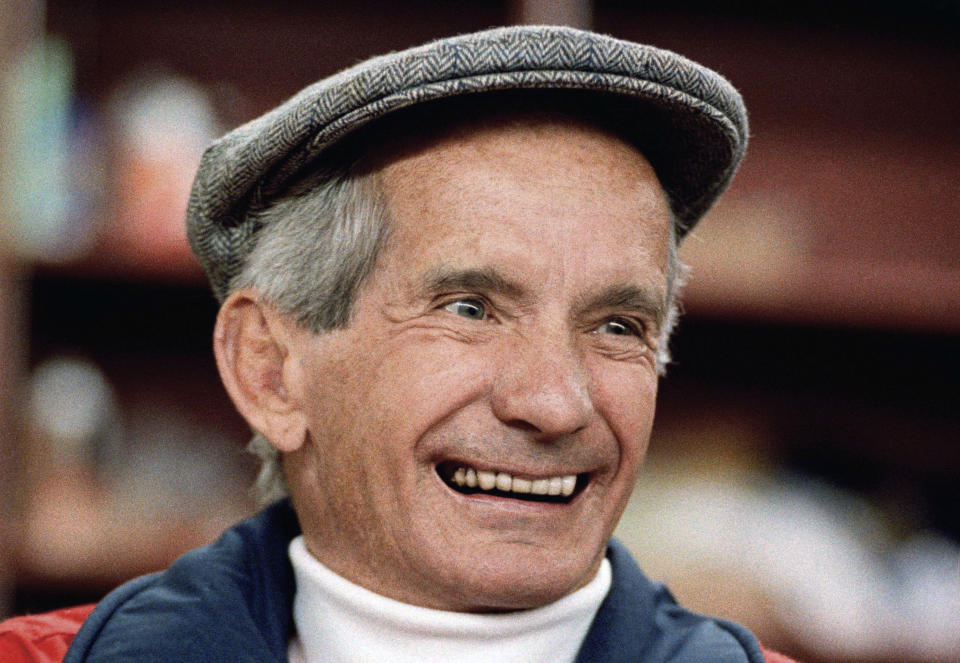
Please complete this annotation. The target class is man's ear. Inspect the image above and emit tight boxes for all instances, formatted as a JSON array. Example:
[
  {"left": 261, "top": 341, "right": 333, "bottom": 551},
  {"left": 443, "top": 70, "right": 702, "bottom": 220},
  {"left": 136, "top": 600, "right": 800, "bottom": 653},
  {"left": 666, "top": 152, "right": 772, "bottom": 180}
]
[{"left": 213, "top": 289, "right": 307, "bottom": 453}]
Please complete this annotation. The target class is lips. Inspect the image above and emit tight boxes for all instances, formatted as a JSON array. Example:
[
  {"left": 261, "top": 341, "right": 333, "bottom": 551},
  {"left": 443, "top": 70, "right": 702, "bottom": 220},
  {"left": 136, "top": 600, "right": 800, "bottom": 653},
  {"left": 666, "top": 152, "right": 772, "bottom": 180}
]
[{"left": 437, "top": 461, "right": 585, "bottom": 503}]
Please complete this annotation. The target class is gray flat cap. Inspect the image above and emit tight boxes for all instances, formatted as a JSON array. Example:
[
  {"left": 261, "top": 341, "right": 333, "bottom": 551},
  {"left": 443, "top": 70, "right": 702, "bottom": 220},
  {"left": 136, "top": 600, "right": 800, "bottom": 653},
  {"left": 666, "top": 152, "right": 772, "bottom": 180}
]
[{"left": 187, "top": 25, "right": 748, "bottom": 301}]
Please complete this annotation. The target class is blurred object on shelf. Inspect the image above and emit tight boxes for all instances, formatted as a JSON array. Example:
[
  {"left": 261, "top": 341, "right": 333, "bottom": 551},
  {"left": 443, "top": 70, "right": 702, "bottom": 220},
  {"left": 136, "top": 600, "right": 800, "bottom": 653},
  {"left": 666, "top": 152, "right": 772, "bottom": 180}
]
[
  {"left": 23, "top": 356, "right": 120, "bottom": 485},
  {"left": 0, "top": 36, "right": 81, "bottom": 262},
  {"left": 2, "top": 58, "right": 230, "bottom": 281},
  {"left": 616, "top": 409, "right": 960, "bottom": 663},
  {"left": 890, "top": 533, "right": 960, "bottom": 661},
  {"left": 103, "top": 70, "right": 222, "bottom": 277},
  {"left": 14, "top": 354, "right": 255, "bottom": 598}
]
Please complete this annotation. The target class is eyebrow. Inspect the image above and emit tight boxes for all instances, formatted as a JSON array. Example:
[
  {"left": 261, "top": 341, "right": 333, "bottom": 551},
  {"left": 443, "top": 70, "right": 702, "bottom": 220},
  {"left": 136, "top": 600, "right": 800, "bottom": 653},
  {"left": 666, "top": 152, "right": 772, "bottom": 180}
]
[
  {"left": 421, "top": 265, "right": 667, "bottom": 327},
  {"left": 577, "top": 284, "right": 668, "bottom": 329},
  {"left": 421, "top": 265, "right": 526, "bottom": 300}
]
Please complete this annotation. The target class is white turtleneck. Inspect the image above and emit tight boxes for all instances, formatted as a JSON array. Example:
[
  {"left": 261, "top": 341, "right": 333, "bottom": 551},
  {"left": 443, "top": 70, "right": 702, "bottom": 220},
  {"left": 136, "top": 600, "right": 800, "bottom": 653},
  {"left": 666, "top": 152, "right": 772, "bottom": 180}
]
[{"left": 287, "top": 536, "right": 611, "bottom": 663}]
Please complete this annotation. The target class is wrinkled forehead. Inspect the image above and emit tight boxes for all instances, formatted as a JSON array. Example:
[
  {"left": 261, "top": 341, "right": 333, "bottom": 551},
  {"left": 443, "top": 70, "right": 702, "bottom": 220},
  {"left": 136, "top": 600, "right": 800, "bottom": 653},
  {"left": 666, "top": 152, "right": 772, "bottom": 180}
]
[
  {"left": 378, "top": 119, "right": 672, "bottom": 246},
  {"left": 362, "top": 100, "right": 673, "bottom": 299},
  {"left": 344, "top": 91, "right": 672, "bottom": 265}
]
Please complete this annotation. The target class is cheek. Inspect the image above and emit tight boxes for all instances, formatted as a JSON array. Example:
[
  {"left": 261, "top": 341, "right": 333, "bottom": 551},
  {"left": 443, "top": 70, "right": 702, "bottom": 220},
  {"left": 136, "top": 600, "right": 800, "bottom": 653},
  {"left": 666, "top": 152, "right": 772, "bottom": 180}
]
[
  {"left": 591, "top": 362, "right": 659, "bottom": 465},
  {"left": 346, "top": 338, "right": 493, "bottom": 447}
]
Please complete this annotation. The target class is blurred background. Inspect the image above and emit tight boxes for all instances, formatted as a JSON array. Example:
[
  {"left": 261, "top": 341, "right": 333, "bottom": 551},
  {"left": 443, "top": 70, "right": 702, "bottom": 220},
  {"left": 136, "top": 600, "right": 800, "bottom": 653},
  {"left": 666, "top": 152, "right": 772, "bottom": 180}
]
[{"left": 0, "top": 1, "right": 956, "bottom": 661}]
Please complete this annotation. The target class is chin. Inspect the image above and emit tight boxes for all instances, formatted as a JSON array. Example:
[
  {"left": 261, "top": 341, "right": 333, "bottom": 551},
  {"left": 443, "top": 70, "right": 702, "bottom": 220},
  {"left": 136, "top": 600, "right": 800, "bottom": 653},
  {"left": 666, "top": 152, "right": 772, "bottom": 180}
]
[{"left": 438, "top": 551, "right": 601, "bottom": 612}]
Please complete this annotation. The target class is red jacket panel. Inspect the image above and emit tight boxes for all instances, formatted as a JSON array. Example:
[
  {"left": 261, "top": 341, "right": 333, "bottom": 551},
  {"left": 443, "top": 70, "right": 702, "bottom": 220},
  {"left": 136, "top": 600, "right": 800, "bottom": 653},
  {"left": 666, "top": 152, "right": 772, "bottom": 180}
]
[
  {"left": 760, "top": 650, "right": 800, "bottom": 663},
  {"left": 0, "top": 605, "right": 95, "bottom": 663}
]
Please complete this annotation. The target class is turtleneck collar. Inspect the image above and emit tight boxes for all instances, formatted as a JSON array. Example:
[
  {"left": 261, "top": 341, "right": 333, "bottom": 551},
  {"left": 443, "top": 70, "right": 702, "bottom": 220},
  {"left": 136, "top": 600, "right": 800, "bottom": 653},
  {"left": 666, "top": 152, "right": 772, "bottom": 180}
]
[{"left": 288, "top": 535, "right": 611, "bottom": 663}]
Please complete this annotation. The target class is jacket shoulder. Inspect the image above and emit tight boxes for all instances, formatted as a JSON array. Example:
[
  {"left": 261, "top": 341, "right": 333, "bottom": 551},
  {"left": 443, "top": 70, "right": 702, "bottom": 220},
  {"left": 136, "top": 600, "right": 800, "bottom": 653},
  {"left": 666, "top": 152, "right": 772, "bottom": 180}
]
[
  {"left": 581, "top": 540, "right": 791, "bottom": 663},
  {"left": 64, "top": 501, "right": 299, "bottom": 662},
  {"left": 0, "top": 605, "right": 96, "bottom": 663}
]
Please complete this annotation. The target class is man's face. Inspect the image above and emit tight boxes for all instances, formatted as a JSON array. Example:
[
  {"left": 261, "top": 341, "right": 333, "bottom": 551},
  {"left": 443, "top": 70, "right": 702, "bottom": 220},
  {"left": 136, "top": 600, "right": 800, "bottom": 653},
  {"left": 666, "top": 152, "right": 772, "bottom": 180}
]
[{"left": 282, "top": 118, "right": 671, "bottom": 611}]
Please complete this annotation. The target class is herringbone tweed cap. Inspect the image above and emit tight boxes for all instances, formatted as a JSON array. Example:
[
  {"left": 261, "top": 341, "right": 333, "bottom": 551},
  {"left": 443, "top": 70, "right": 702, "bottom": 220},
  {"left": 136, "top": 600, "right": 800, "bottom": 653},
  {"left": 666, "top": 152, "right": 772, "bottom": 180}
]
[{"left": 187, "top": 25, "right": 748, "bottom": 301}]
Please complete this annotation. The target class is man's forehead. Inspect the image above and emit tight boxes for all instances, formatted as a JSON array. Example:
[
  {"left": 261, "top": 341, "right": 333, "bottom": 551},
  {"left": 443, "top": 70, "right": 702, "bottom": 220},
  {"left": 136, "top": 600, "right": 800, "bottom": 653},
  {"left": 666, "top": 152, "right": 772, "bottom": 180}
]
[
  {"left": 380, "top": 118, "right": 659, "bottom": 196},
  {"left": 365, "top": 100, "right": 672, "bottom": 252},
  {"left": 365, "top": 109, "right": 672, "bottom": 311},
  {"left": 347, "top": 98, "right": 671, "bottom": 242},
  {"left": 369, "top": 107, "right": 671, "bottom": 245}
]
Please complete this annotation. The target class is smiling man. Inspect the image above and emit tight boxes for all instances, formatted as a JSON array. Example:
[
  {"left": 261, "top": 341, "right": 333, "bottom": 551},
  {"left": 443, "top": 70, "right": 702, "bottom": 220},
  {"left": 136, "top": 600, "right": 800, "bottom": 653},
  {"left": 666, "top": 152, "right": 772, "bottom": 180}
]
[
  {"left": 1, "top": 24, "right": 801, "bottom": 663},
  {"left": 251, "top": 111, "right": 671, "bottom": 617}
]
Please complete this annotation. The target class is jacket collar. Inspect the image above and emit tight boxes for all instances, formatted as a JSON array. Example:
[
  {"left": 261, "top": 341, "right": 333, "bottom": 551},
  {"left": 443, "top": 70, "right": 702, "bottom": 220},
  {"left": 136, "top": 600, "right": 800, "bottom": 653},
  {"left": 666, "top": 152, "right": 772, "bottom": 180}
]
[{"left": 67, "top": 499, "right": 763, "bottom": 663}]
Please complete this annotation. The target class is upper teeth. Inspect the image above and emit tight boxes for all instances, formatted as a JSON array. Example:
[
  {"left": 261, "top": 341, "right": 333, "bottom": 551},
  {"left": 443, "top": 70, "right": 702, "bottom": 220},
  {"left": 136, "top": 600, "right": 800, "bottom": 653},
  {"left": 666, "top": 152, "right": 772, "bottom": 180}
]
[{"left": 451, "top": 466, "right": 577, "bottom": 497}]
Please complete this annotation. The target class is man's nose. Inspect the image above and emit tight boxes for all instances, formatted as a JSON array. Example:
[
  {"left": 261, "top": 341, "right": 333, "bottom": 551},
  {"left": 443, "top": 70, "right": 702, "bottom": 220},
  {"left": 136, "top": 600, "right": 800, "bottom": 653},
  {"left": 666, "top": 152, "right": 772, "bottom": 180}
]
[{"left": 490, "top": 331, "right": 593, "bottom": 439}]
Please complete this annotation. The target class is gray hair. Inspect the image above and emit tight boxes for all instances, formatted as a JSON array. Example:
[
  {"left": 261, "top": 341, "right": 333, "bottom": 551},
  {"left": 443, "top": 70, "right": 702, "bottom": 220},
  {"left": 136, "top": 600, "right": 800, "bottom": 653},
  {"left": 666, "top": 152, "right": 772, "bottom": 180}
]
[
  {"left": 230, "top": 164, "right": 390, "bottom": 504},
  {"left": 231, "top": 139, "right": 687, "bottom": 507}
]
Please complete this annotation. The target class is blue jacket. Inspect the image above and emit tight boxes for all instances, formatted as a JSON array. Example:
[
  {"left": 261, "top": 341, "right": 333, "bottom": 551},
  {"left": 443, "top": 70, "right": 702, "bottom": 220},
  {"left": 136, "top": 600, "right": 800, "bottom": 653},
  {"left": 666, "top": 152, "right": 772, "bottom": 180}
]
[{"left": 64, "top": 500, "right": 766, "bottom": 662}]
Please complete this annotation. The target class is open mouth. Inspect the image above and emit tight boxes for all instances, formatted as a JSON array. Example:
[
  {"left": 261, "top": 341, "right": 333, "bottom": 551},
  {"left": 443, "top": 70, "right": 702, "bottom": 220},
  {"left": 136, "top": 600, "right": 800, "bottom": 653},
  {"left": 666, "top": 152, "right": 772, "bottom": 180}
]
[{"left": 437, "top": 461, "right": 586, "bottom": 504}]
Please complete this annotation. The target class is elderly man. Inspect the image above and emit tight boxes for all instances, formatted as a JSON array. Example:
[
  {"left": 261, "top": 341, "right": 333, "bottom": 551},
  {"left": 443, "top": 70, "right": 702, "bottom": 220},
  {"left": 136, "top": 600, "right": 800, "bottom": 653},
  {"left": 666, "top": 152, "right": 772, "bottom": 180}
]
[{"left": 2, "top": 25, "right": 798, "bottom": 663}]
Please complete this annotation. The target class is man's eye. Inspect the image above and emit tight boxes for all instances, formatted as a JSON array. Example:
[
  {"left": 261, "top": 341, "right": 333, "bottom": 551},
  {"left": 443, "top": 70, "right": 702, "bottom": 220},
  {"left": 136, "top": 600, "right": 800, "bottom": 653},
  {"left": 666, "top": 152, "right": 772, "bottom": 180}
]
[
  {"left": 596, "top": 318, "right": 640, "bottom": 337},
  {"left": 443, "top": 299, "right": 486, "bottom": 321}
]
